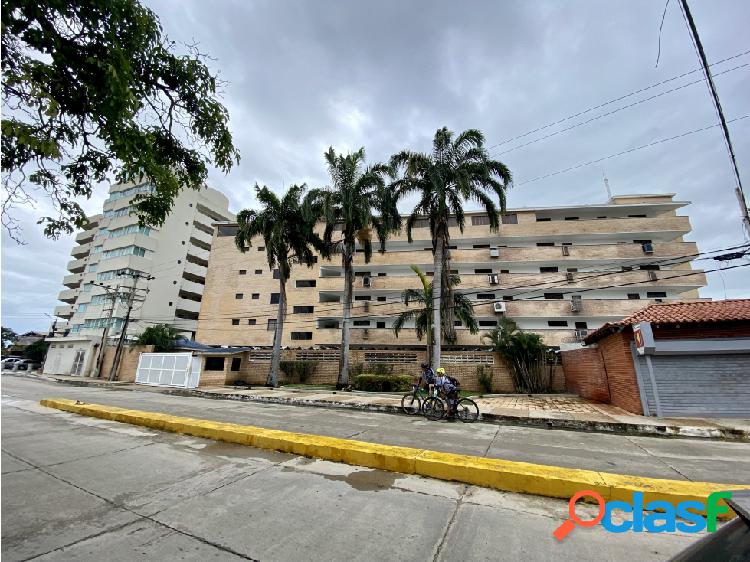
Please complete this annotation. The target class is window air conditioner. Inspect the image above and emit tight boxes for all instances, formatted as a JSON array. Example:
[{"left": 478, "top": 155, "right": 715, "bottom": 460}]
[
  {"left": 488, "top": 274, "right": 499, "bottom": 285},
  {"left": 642, "top": 243, "right": 654, "bottom": 254},
  {"left": 493, "top": 301, "right": 506, "bottom": 313},
  {"left": 489, "top": 247, "right": 499, "bottom": 258},
  {"left": 647, "top": 270, "right": 658, "bottom": 281},
  {"left": 570, "top": 296, "right": 582, "bottom": 313},
  {"left": 362, "top": 329, "right": 369, "bottom": 340},
  {"left": 362, "top": 276, "right": 371, "bottom": 287},
  {"left": 561, "top": 245, "right": 570, "bottom": 256},
  {"left": 575, "top": 329, "right": 589, "bottom": 341},
  {"left": 566, "top": 272, "right": 574, "bottom": 283}
]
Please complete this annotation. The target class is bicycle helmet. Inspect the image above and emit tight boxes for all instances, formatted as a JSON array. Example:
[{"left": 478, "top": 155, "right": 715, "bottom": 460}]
[{"left": 436, "top": 368, "right": 446, "bottom": 374}]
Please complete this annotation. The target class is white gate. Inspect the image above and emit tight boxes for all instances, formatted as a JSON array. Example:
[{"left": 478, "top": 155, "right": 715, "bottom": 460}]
[{"left": 136, "top": 352, "right": 197, "bottom": 388}]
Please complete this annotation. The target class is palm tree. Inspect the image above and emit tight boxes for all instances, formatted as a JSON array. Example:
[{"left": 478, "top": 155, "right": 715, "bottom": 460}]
[
  {"left": 235, "top": 184, "right": 327, "bottom": 387},
  {"left": 392, "top": 265, "right": 478, "bottom": 359},
  {"left": 391, "top": 127, "right": 511, "bottom": 368},
  {"left": 306, "top": 147, "right": 400, "bottom": 388}
]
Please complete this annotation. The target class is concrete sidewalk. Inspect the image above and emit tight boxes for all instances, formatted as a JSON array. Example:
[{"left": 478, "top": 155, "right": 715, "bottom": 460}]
[{"left": 8, "top": 371, "right": 750, "bottom": 440}]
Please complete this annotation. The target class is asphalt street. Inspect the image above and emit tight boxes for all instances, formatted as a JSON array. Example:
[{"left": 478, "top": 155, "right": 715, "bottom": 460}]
[{"left": 2, "top": 377, "right": 742, "bottom": 561}]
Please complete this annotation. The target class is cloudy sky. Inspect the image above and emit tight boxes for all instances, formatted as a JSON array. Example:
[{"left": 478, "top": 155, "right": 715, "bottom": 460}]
[{"left": 3, "top": 0, "right": 749, "bottom": 334}]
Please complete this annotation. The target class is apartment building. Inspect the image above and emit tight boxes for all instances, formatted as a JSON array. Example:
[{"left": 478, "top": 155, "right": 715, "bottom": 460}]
[
  {"left": 196, "top": 194, "right": 705, "bottom": 357},
  {"left": 44, "top": 181, "right": 233, "bottom": 376}
]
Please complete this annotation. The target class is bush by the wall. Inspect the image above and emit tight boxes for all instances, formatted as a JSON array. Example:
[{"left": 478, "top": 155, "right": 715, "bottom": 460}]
[
  {"left": 279, "top": 360, "right": 318, "bottom": 383},
  {"left": 353, "top": 374, "right": 412, "bottom": 392},
  {"left": 477, "top": 365, "right": 493, "bottom": 394}
]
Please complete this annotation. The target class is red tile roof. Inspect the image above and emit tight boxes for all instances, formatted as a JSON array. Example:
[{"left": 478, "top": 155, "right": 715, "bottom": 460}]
[{"left": 584, "top": 299, "right": 750, "bottom": 344}]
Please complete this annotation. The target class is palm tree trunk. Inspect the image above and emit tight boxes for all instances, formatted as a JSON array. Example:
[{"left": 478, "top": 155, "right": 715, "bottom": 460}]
[
  {"left": 268, "top": 275, "right": 287, "bottom": 387},
  {"left": 432, "top": 237, "right": 444, "bottom": 369},
  {"left": 442, "top": 251, "right": 456, "bottom": 342},
  {"left": 338, "top": 245, "right": 354, "bottom": 388}
]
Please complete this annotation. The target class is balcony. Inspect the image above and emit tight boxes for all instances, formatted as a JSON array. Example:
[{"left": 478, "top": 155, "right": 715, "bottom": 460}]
[
  {"left": 183, "top": 261, "right": 206, "bottom": 283},
  {"left": 54, "top": 305, "right": 74, "bottom": 319},
  {"left": 75, "top": 230, "right": 96, "bottom": 244},
  {"left": 57, "top": 288, "right": 79, "bottom": 304},
  {"left": 175, "top": 297, "right": 201, "bottom": 317},
  {"left": 63, "top": 273, "right": 83, "bottom": 288},
  {"left": 70, "top": 241, "right": 91, "bottom": 258},
  {"left": 66, "top": 257, "right": 87, "bottom": 273}
]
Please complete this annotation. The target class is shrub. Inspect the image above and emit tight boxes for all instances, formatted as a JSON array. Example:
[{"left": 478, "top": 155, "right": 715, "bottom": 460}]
[
  {"left": 353, "top": 374, "right": 412, "bottom": 392},
  {"left": 279, "top": 360, "right": 318, "bottom": 383},
  {"left": 477, "top": 365, "right": 493, "bottom": 394},
  {"left": 135, "top": 324, "right": 181, "bottom": 352},
  {"left": 365, "top": 362, "right": 394, "bottom": 376}
]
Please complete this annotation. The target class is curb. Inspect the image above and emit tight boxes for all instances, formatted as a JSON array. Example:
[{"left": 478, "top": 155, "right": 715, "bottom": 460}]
[{"left": 40, "top": 397, "right": 746, "bottom": 517}]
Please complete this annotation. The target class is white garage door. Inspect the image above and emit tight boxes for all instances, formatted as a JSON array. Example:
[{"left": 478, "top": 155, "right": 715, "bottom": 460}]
[{"left": 136, "top": 353, "right": 197, "bottom": 388}]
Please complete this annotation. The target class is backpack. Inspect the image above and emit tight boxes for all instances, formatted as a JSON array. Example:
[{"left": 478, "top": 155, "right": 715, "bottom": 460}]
[{"left": 447, "top": 376, "right": 460, "bottom": 388}]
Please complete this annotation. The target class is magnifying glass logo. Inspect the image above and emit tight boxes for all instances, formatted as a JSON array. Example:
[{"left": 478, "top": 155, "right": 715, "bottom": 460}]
[{"left": 553, "top": 490, "right": 606, "bottom": 541}]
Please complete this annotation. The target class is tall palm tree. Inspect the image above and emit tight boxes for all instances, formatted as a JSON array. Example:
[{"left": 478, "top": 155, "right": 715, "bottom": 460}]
[
  {"left": 306, "top": 147, "right": 400, "bottom": 388},
  {"left": 235, "top": 184, "right": 326, "bottom": 387},
  {"left": 391, "top": 127, "right": 511, "bottom": 368},
  {"left": 392, "top": 265, "right": 478, "bottom": 359}
]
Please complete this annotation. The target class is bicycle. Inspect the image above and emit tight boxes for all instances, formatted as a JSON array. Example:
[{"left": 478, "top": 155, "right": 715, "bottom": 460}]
[
  {"left": 454, "top": 397, "right": 480, "bottom": 423},
  {"left": 401, "top": 384, "right": 428, "bottom": 415}
]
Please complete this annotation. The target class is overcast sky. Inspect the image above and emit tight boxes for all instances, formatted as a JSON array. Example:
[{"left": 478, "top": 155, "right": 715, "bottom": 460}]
[{"left": 3, "top": 0, "right": 749, "bottom": 334}]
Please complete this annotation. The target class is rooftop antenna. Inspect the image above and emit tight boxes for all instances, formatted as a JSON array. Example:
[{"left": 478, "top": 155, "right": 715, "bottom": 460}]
[{"left": 602, "top": 170, "right": 612, "bottom": 201}]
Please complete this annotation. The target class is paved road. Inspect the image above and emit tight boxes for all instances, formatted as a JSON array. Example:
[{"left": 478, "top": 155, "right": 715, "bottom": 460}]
[
  {"left": 2, "top": 378, "right": 711, "bottom": 561},
  {"left": 4, "top": 376, "right": 750, "bottom": 483}
]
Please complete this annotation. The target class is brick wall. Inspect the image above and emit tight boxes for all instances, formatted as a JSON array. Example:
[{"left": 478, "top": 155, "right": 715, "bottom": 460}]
[
  {"left": 598, "top": 332, "right": 643, "bottom": 414},
  {"left": 99, "top": 345, "right": 154, "bottom": 382},
  {"left": 560, "top": 347, "right": 610, "bottom": 403}
]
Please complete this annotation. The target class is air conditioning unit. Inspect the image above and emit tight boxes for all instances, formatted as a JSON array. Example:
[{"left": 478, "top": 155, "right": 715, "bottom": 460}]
[
  {"left": 363, "top": 301, "right": 370, "bottom": 313},
  {"left": 362, "top": 329, "right": 370, "bottom": 340},
  {"left": 493, "top": 301, "right": 506, "bottom": 314},
  {"left": 362, "top": 276, "right": 371, "bottom": 287},
  {"left": 488, "top": 274, "right": 499, "bottom": 285},
  {"left": 647, "top": 270, "right": 658, "bottom": 281},
  {"left": 561, "top": 245, "right": 570, "bottom": 256},
  {"left": 575, "top": 329, "right": 589, "bottom": 341},
  {"left": 489, "top": 247, "right": 499, "bottom": 258},
  {"left": 642, "top": 243, "right": 654, "bottom": 254},
  {"left": 566, "top": 272, "right": 574, "bottom": 283},
  {"left": 571, "top": 296, "right": 582, "bottom": 313}
]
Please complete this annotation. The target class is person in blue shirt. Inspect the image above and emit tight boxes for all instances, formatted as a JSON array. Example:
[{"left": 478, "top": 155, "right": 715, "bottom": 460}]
[
  {"left": 418, "top": 362, "right": 436, "bottom": 394},
  {"left": 435, "top": 367, "right": 460, "bottom": 420}
]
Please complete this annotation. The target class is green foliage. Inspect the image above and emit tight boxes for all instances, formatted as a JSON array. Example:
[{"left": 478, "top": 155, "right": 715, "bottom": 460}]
[
  {"left": 279, "top": 360, "right": 318, "bottom": 383},
  {"left": 23, "top": 339, "right": 49, "bottom": 362},
  {"left": 477, "top": 365, "right": 493, "bottom": 394},
  {"left": 349, "top": 362, "right": 365, "bottom": 378},
  {"left": 353, "top": 374, "right": 412, "bottom": 393},
  {"left": 135, "top": 324, "right": 181, "bottom": 352},
  {"left": 1, "top": 0, "right": 239, "bottom": 241},
  {"left": 2, "top": 326, "right": 18, "bottom": 348},
  {"left": 392, "top": 265, "right": 478, "bottom": 344},
  {"left": 365, "top": 363, "right": 394, "bottom": 376},
  {"left": 483, "top": 318, "right": 552, "bottom": 393}
]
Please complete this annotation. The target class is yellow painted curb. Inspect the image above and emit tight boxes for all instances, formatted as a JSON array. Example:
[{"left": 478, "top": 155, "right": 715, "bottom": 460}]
[{"left": 41, "top": 398, "right": 746, "bottom": 517}]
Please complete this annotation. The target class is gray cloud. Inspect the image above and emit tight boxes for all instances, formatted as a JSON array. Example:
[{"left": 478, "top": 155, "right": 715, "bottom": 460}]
[{"left": 3, "top": 0, "right": 749, "bottom": 333}]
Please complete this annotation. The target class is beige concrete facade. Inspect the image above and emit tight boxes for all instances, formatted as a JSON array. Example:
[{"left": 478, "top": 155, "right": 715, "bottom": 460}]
[{"left": 196, "top": 193, "right": 706, "bottom": 351}]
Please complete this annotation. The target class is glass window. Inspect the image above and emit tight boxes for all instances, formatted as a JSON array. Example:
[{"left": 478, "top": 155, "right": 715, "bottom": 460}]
[
  {"left": 501, "top": 213, "right": 518, "bottom": 224},
  {"left": 471, "top": 215, "right": 490, "bottom": 226},
  {"left": 291, "top": 332, "right": 313, "bottom": 340}
]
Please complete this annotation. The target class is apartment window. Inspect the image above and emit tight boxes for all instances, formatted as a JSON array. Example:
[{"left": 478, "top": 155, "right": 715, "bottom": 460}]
[
  {"left": 258, "top": 246, "right": 265, "bottom": 251},
  {"left": 627, "top": 293, "right": 641, "bottom": 300},
  {"left": 252, "top": 293, "right": 259, "bottom": 300},
  {"left": 353, "top": 320, "right": 370, "bottom": 327},
  {"left": 291, "top": 332, "right": 313, "bottom": 340},
  {"left": 376, "top": 322, "right": 386, "bottom": 329},
  {"left": 454, "top": 320, "right": 462, "bottom": 326},
  {"left": 270, "top": 293, "right": 279, "bottom": 304},
  {"left": 296, "top": 280, "right": 317, "bottom": 288},
  {"left": 204, "top": 357, "right": 225, "bottom": 371},
  {"left": 78, "top": 303, "right": 87, "bottom": 312},
  {"left": 567, "top": 268, "right": 578, "bottom": 273},
  {"left": 639, "top": 265, "right": 661, "bottom": 271},
  {"left": 628, "top": 214, "right": 647, "bottom": 218},
  {"left": 501, "top": 213, "right": 518, "bottom": 224},
  {"left": 562, "top": 242, "right": 573, "bottom": 246},
  {"left": 473, "top": 244, "right": 491, "bottom": 249},
  {"left": 479, "top": 320, "right": 498, "bottom": 327},
  {"left": 536, "top": 217, "right": 551, "bottom": 222},
  {"left": 231, "top": 319, "right": 240, "bottom": 325},
  {"left": 248, "top": 319, "right": 256, "bottom": 325},
  {"left": 267, "top": 319, "right": 277, "bottom": 331},
  {"left": 502, "top": 295, "right": 514, "bottom": 301},
  {"left": 377, "top": 296, "right": 387, "bottom": 302},
  {"left": 548, "top": 320, "right": 569, "bottom": 327},
  {"left": 255, "top": 269, "right": 263, "bottom": 275},
  {"left": 239, "top": 269, "right": 247, "bottom": 275},
  {"left": 647, "top": 291, "right": 667, "bottom": 298},
  {"left": 634, "top": 239, "right": 653, "bottom": 244},
  {"left": 87, "top": 264, "right": 98, "bottom": 273},
  {"left": 354, "top": 295, "right": 371, "bottom": 301},
  {"left": 575, "top": 322, "right": 588, "bottom": 329},
  {"left": 544, "top": 293, "right": 564, "bottom": 300},
  {"left": 564, "top": 216, "right": 579, "bottom": 221},
  {"left": 477, "top": 293, "right": 496, "bottom": 300},
  {"left": 83, "top": 283, "right": 93, "bottom": 292},
  {"left": 412, "top": 218, "right": 429, "bottom": 228},
  {"left": 293, "top": 306, "right": 314, "bottom": 313},
  {"left": 217, "top": 225, "right": 238, "bottom": 237},
  {"left": 354, "top": 271, "right": 371, "bottom": 277},
  {"left": 235, "top": 293, "right": 243, "bottom": 299},
  {"left": 471, "top": 215, "right": 490, "bottom": 226},
  {"left": 621, "top": 266, "right": 633, "bottom": 272},
  {"left": 536, "top": 242, "right": 554, "bottom": 247},
  {"left": 231, "top": 358, "right": 241, "bottom": 372},
  {"left": 272, "top": 269, "right": 279, "bottom": 279},
  {"left": 377, "top": 272, "right": 387, "bottom": 277},
  {"left": 474, "top": 268, "right": 493, "bottom": 274},
  {"left": 500, "top": 269, "right": 510, "bottom": 274},
  {"left": 540, "top": 266, "right": 559, "bottom": 273}
]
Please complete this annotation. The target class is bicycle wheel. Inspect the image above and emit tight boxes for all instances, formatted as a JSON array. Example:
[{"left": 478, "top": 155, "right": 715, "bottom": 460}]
[
  {"left": 401, "top": 392, "right": 422, "bottom": 415},
  {"left": 455, "top": 398, "right": 479, "bottom": 423},
  {"left": 423, "top": 397, "right": 446, "bottom": 421}
]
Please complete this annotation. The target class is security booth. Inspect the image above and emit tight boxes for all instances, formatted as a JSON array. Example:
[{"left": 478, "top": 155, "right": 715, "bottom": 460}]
[{"left": 42, "top": 336, "right": 99, "bottom": 377}]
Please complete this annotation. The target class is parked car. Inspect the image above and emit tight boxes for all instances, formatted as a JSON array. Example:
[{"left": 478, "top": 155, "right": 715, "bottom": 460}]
[
  {"left": 2, "top": 357, "right": 23, "bottom": 369},
  {"left": 12, "top": 359, "right": 41, "bottom": 371}
]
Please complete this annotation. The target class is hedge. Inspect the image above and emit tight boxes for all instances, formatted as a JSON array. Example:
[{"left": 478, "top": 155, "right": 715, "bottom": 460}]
[{"left": 353, "top": 374, "right": 412, "bottom": 392}]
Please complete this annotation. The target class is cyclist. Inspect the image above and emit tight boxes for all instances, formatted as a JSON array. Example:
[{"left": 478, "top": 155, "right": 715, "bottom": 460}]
[
  {"left": 417, "top": 362, "right": 436, "bottom": 394},
  {"left": 435, "top": 367, "right": 460, "bottom": 420}
]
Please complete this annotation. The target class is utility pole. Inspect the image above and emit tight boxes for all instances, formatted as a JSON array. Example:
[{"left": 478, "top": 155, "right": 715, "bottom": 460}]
[
  {"left": 94, "top": 282, "right": 120, "bottom": 378},
  {"left": 108, "top": 272, "right": 152, "bottom": 381}
]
